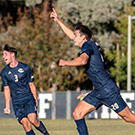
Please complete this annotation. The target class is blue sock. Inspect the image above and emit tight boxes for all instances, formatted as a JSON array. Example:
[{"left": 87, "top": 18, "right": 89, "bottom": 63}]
[
  {"left": 75, "top": 118, "right": 89, "bottom": 135},
  {"left": 35, "top": 121, "right": 49, "bottom": 135},
  {"left": 26, "top": 129, "right": 35, "bottom": 135}
]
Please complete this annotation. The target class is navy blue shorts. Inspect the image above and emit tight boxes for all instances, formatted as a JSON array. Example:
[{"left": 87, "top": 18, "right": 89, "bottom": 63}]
[
  {"left": 13, "top": 98, "right": 37, "bottom": 123},
  {"left": 83, "top": 90, "right": 127, "bottom": 113}
]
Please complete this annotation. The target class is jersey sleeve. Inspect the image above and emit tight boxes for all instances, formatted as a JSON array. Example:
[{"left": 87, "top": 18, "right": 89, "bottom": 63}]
[
  {"left": 80, "top": 42, "right": 94, "bottom": 57},
  {"left": 26, "top": 66, "right": 34, "bottom": 82},
  {"left": 1, "top": 70, "right": 9, "bottom": 87}
]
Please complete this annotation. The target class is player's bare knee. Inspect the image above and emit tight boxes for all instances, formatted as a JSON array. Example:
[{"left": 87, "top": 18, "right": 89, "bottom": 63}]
[
  {"left": 29, "top": 118, "right": 37, "bottom": 125},
  {"left": 73, "top": 110, "right": 84, "bottom": 119},
  {"left": 72, "top": 111, "right": 76, "bottom": 118},
  {"left": 73, "top": 111, "right": 79, "bottom": 119}
]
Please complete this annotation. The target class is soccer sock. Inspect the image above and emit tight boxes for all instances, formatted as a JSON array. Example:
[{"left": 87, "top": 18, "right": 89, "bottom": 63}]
[
  {"left": 26, "top": 129, "right": 35, "bottom": 135},
  {"left": 75, "top": 118, "right": 89, "bottom": 135},
  {"left": 35, "top": 121, "right": 49, "bottom": 135}
]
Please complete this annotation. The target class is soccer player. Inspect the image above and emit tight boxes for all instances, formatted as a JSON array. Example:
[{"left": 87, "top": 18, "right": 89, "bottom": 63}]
[
  {"left": 50, "top": 8, "right": 135, "bottom": 135},
  {"left": 1, "top": 44, "right": 49, "bottom": 135}
]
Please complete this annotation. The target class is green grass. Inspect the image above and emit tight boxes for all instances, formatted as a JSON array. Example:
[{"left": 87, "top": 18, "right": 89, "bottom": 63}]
[{"left": 0, "top": 118, "right": 135, "bottom": 135}]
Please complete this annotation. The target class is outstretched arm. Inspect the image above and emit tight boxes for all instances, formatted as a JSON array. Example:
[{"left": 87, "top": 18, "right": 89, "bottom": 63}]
[
  {"left": 59, "top": 53, "right": 89, "bottom": 66},
  {"left": 4, "top": 86, "right": 11, "bottom": 114},
  {"left": 50, "top": 8, "right": 75, "bottom": 40}
]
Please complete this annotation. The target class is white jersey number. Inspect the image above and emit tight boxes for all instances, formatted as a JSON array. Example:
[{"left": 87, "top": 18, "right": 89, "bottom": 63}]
[
  {"left": 14, "top": 75, "right": 18, "bottom": 82},
  {"left": 111, "top": 103, "right": 119, "bottom": 111}
]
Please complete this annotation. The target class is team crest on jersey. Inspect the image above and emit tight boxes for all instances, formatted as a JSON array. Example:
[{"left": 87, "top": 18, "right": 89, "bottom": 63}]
[
  {"left": 8, "top": 71, "right": 12, "bottom": 74},
  {"left": 18, "top": 68, "right": 24, "bottom": 73}
]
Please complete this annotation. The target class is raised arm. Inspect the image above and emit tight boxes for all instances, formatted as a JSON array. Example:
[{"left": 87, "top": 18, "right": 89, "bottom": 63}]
[
  {"left": 29, "top": 82, "right": 38, "bottom": 107},
  {"left": 50, "top": 8, "right": 75, "bottom": 40},
  {"left": 4, "top": 86, "right": 11, "bottom": 114}
]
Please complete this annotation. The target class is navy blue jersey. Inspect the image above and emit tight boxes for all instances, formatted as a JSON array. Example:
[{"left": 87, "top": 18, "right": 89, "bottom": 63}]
[
  {"left": 80, "top": 41, "right": 119, "bottom": 98},
  {"left": 1, "top": 62, "right": 34, "bottom": 105}
]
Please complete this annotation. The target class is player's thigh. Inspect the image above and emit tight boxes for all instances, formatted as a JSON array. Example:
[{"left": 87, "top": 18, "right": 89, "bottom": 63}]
[
  {"left": 73, "top": 91, "right": 102, "bottom": 119},
  {"left": 81, "top": 90, "right": 103, "bottom": 113},
  {"left": 27, "top": 113, "right": 37, "bottom": 122},
  {"left": 27, "top": 113, "right": 40, "bottom": 127},
  {"left": 74, "top": 100, "right": 96, "bottom": 114},
  {"left": 21, "top": 117, "right": 30, "bottom": 125},
  {"left": 27, "top": 113, "right": 37, "bottom": 119}
]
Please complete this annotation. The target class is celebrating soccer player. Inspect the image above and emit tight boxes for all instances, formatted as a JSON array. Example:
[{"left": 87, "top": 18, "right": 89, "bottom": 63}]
[
  {"left": 1, "top": 44, "right": 49, "bottom": 135},
  {"left": 50, "top": 8, "right": 135, "bottom": 135}
]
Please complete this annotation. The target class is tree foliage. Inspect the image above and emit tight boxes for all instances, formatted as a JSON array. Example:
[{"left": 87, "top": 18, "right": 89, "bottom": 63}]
[
  {"left": 57, "top": 0, "right": 130, "bottom": 49},
  {"left": 57, "top": 0, "right": 135, "bottom": 90},
  {"left": 0, "top": 0, "right": 134, "bottom": 92},
  {"left": 106, "top": 5, "right": 135, "bottom": 90},
  {"left": 0, "top": 0, "right": 90, "bottom": 92}
]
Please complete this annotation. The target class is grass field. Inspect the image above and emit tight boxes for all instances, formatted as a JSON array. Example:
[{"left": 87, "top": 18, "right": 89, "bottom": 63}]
[{"left": 0, "top": 118, "right": 135, "bottom": 135}]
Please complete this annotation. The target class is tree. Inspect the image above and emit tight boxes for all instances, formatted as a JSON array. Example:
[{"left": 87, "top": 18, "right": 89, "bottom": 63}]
[
  {"left": 0, "top": 0, "right": 91, "bottom": 92},
  {"left": 57, "top": 0, "right": 130, "bottom": 49},
  {"left": 106, "top": 5, "right": 135, "bottom": 90},
  {"left": 56, "top": 0, "right": 131, "bottom": 90},
  {"left": 0, "top": 0, "right": 133, "bottom": 92}
]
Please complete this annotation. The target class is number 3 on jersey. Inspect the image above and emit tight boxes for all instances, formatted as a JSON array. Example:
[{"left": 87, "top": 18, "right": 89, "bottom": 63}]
[{"left": 14, "top": 74, "right": 18, "bottom": 82}]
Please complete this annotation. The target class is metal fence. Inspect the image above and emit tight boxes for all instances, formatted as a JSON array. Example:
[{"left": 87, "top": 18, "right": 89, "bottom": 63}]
[{"left": 0, "top": 91, "right": 135, "bottom": 119}]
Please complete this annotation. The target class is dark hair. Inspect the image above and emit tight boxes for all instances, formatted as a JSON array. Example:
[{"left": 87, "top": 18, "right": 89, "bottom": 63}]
[
  {"left": 3, "top": 44, "right": 17, "bottom": 56},
  {"left": 75, "top": 25, "right": 92, "bottom": 40}
]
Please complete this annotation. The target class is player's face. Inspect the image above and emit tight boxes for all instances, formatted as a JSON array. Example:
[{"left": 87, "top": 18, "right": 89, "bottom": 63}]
[
  {"left": 3, "top": 51, "right": 12, "bottom": 65},
  {"left": 73, "top": 30, "right": 85, "bottom": 47}
]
